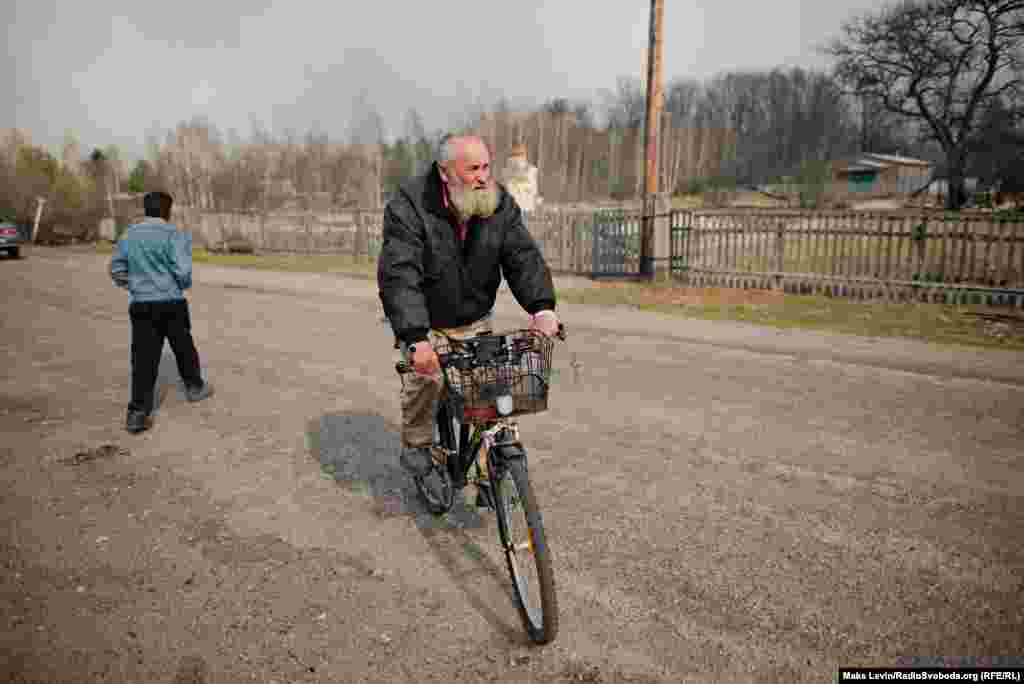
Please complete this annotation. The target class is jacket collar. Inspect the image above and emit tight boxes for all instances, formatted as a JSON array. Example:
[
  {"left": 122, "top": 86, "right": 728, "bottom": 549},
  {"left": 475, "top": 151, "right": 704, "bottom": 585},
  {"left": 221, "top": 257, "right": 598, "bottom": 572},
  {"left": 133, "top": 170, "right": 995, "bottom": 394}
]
[{"left": 421, "top": 162, "right": 451, "bottom": 219}]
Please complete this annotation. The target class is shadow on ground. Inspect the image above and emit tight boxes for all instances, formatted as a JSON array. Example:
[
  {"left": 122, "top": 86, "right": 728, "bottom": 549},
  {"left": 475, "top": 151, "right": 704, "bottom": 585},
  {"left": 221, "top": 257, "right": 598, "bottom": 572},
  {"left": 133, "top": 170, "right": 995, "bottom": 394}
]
[
  {"left": 305, "top": 411, "right": 527, "bottom": 643},
  {"left": 305, "top": 411, "right": 484, "bottom": 531},
  {"left": 307, "top": 411, "right": 423, "bottom": 517},
  {"left": 151, "top": 345, "right": 209, "bottom": 416}
]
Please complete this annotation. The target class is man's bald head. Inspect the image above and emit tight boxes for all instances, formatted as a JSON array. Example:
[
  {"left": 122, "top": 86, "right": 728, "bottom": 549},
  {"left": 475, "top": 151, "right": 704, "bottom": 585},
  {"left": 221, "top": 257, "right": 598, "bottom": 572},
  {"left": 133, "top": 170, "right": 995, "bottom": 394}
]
[
  {"left": 439, "top": 135, "right": 488, "bottom": 166},
  {"left": 437, "top": 134, "right": 498, "bottom": 219}
]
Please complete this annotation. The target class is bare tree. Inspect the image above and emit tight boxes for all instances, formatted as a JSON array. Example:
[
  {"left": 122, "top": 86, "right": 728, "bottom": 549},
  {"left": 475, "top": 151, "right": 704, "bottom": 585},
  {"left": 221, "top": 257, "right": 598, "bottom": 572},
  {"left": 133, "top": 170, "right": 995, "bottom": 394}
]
[
  {"left": 662, "top": 78, "right": 702, "bottom": 192},
  {"left": 348, "top": 90, "right": 385, "bottom": 207},
  {"left": 572, "top": 101, "right": 596, "bottom": 130},
  {"left": 102, "top": 144, "right": 124, "bottom": 195},
  {"left": 543, "top": 98, "right": 572, "bottom": 115},
  {"left": 157, "top": 118, "right": 224, "bottom": 209},
  {"left": 61, "top": 130, "right": 81, "bottom": 176},
  {"left": 304, "top": 127, "right": 330, "bottom": 195},
  {"left": 600, "top": 77, "right": 647, "bottom": 197},
  {"left": 826, "top": 0, "right": 1024, "bottom": 208},
  {"left": 681, "top": 68, "right": 861, "bottom": 188},
  {"left": 402, "top": 107, "right": 432, "bottom": 176},
  {"left": 211, "top": 142, "right": 267, "bottom": 212},
  {"left": 967, "top": 95, "right": 1024, "bottom": 189},
  {"left": 603, "top": 76, "right": 646, "bottom": 129}
]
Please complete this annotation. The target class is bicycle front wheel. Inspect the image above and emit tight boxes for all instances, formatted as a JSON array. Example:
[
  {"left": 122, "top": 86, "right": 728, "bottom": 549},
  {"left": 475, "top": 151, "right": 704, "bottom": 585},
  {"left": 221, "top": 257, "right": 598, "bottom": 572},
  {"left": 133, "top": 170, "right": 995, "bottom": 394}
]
[{"left": 492, "top": 457, "right": 558, "bottom": 644}]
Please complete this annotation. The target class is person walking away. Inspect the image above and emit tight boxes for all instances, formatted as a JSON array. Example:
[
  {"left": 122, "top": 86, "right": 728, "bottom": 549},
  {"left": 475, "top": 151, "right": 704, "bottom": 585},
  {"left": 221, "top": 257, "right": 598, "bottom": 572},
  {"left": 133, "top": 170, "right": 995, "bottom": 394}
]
[{"left": 110, "top": 191, "right": 213, "bottom": 433}]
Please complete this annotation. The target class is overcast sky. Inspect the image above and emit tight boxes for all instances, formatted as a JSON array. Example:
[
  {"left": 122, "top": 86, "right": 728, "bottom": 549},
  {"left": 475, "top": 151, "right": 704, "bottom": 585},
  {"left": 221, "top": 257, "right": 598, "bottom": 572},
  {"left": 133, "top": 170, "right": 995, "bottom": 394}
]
[{"left": 5, "top": 0, "right": 888, "bottom": 162}]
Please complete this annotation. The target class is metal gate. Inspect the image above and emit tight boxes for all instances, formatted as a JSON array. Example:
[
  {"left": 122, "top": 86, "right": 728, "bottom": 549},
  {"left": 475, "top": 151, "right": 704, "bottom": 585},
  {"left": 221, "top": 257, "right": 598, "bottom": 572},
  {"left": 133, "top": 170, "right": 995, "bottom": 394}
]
[
  {"left": 591, "top": 209, "right": 642, "bottom": 278},
  {"left": 669, "top": 210, "right": 691, "bottom": 281}
]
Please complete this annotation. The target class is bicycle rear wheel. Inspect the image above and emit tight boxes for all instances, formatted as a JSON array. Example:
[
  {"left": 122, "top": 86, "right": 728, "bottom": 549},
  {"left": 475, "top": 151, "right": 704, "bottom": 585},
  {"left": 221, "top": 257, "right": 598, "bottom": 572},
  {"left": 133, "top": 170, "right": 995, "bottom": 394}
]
[{"left": 492, "top": 457, "right": 558, "bottom": 644}]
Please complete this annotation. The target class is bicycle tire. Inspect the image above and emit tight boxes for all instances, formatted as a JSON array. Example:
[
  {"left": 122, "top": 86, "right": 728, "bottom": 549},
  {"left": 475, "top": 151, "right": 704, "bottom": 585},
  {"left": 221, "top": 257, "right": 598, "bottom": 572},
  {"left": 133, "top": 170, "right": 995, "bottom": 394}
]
[{"left": 492, "top": 457, "right": 559, "bottom": 644}]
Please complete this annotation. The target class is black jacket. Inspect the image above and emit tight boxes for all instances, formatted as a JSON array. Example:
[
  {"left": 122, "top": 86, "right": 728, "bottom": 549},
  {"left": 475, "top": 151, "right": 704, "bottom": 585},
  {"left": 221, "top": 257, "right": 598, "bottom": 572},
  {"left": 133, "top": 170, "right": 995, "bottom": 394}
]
[{"left": 378, "top": 163, "right": 556, "bottom": 345}]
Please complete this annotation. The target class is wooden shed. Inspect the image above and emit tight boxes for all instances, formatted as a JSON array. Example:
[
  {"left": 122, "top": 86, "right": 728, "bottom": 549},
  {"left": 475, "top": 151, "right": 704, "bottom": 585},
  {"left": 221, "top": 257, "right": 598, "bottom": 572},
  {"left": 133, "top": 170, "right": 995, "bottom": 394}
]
[{"left": 831, "top": 153, "right": 933, "bottom": 196}]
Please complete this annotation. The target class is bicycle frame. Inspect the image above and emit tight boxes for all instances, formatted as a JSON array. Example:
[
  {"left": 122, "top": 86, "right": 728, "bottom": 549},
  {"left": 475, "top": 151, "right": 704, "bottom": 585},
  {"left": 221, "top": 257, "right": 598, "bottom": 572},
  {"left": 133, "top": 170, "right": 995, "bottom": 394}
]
[{"left": 438, "top": 394, "right": 525, "bottom": 492}]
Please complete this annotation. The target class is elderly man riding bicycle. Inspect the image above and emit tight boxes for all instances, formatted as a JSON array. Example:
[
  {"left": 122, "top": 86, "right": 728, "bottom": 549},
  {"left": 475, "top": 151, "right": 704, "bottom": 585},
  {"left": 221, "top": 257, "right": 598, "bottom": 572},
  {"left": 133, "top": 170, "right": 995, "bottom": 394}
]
[{"left": 377, "top": 134, "right": 561, "bottom": 490}]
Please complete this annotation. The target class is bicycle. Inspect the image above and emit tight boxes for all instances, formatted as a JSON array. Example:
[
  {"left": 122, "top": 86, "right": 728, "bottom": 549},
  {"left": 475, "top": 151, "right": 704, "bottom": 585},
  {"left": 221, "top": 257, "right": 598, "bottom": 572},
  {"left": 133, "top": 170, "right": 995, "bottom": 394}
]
[{"left": 395, "top": 324, "right": 566, "bottom": 645}]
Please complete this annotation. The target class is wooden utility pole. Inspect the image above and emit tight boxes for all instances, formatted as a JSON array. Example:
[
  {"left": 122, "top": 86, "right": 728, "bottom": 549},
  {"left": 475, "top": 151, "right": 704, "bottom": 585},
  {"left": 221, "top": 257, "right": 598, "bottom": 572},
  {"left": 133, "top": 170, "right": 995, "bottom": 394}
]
[
  {"left": 640, "top": 0, "right": 664, "bottom": 279},
  {"left": 32, "top": 197, "right": 46, "bottom": 243}
]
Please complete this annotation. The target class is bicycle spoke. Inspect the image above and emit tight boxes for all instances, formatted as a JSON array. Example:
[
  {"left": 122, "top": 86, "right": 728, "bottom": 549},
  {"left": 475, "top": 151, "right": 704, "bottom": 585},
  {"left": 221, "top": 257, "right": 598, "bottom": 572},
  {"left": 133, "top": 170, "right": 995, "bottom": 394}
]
[{"left": 494, "top": 459, "right": 558, "bottom": 643}]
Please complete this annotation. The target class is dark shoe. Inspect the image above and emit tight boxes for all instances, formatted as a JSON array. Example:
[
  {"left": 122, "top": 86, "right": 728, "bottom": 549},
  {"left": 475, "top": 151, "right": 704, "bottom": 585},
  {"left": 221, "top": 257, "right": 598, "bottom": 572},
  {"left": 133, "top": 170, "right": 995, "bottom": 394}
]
[
  {"left": 125, "top": 409, "right": 150, "bottom": 434},
  {"left": 400, "top": 446, "right": 434, "bottom": 478},
  {"left": 448, "top": 489, "right": 483, "bottom": 528},
  {"left": 417, "top": 467, "right": 451, "bottom": 508},
  {"left": 185, "top": 381, "right": 214, "bottom": 403}
]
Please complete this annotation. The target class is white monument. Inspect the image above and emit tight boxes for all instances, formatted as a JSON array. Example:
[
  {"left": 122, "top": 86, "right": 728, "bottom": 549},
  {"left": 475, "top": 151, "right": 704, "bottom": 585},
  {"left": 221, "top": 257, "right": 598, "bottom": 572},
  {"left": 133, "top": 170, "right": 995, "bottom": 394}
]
[{"left": 502, "top": 143, "right": 541, "bottom": 212}]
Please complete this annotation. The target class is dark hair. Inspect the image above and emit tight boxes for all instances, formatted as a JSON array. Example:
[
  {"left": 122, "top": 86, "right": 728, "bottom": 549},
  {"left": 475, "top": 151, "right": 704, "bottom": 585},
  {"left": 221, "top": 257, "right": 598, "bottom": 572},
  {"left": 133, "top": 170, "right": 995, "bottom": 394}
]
[{"left": 143, "top": 191, "right": 173, "bottom": 218}]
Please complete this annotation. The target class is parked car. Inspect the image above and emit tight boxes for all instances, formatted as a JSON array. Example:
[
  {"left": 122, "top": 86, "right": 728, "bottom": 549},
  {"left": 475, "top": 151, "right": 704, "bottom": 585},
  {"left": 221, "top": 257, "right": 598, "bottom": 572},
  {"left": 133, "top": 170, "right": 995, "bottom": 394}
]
[{"left": 0, "top": 222, "right": 24, "bottom": 258}]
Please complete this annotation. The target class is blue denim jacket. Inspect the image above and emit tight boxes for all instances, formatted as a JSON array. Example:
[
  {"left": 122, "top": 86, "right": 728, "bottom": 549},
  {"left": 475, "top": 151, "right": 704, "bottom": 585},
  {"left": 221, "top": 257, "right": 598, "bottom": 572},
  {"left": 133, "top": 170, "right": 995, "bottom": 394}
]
[{"left": 110, "top": 218, "right": 193, "bottom": 303}]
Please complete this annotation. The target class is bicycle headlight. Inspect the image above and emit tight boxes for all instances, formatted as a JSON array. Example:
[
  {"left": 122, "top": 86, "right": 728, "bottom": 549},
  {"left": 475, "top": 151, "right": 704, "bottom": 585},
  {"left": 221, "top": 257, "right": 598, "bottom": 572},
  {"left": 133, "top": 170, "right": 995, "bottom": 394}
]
[{"left": 496, "top": 394, "right": 514, "bottom": 416}]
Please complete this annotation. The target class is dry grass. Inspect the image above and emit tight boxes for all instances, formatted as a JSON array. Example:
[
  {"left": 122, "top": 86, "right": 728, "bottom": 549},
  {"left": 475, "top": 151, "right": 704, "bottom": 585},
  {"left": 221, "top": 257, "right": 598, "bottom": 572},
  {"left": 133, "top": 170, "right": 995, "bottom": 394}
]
[
  {"left": 728, "top": 190, "right": 791, "bottom": 209},
  {"left": 558, "top": 281, "right": 1024, "bottom": 351},
  {"left": 192, "top": 250, "right": 377, "bottom": 277},
  {"left": 95, "top": 243, "right": 377, "bottom": 278},
  {"left": 671, "top": 194, "right": 704, "bottom": 210}
]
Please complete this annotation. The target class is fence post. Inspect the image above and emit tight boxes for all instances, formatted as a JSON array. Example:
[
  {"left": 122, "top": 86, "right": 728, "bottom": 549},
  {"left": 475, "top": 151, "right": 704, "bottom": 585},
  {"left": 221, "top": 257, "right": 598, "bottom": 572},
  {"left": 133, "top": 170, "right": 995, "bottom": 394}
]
[
  {"left": 559, "top": 215, "right": 567, "bottom": 271},
  {"left": 354, "top": 210, "right": 369, "bottom": 262},
  {"left": 260, "top": 211, "right": 267, "bottom": 252},
  {"left": 913, "top": 216, "right": 927, "bottom": 288},
  {"left": 774, "top": 218, "right": 785, "bottom": 291},
  {"left": 577, "top": 217, "right": 585, "bottom": 275},
  {"left": 653, "top": 194, "right": 673, "bottom": 282}
]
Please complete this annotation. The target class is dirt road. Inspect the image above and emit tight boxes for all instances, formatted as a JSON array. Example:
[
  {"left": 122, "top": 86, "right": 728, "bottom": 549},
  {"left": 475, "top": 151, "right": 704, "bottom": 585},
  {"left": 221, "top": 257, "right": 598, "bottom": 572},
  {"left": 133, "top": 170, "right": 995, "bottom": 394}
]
[{"left": 2, "top": 247, "right": 1022, "bottom": 683}]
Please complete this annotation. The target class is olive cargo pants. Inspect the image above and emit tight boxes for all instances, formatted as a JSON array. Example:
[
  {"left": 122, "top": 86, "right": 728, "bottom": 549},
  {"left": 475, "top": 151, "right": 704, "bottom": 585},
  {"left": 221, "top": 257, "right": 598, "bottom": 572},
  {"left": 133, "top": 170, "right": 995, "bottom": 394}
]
[{"left": 398, "top": 311, "right": 494, "bottom": 448}]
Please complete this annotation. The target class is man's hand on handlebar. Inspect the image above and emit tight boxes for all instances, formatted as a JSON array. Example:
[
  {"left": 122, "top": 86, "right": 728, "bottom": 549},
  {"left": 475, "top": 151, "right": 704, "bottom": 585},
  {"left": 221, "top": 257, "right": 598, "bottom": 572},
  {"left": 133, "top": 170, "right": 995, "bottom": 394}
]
[
  {"left": 530, "top": 310, "right": 561, "bottom": 338},
  {"left": 411, "top": 341, "right": 441, "bottom": 376}
]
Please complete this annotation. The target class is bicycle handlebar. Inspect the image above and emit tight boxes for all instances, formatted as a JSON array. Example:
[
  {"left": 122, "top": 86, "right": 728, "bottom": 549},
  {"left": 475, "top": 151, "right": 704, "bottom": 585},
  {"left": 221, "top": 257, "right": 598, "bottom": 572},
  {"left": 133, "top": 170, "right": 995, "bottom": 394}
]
[{"left": 395, "top": 324, "right": 566, "bottom": 375}]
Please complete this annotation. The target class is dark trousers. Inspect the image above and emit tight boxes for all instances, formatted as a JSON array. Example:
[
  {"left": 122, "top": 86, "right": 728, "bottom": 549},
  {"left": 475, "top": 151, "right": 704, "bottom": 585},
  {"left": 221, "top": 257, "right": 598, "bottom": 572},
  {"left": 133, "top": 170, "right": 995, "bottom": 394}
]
[{"left": 129, "top": 299, "right": 203, "bottom": 413}]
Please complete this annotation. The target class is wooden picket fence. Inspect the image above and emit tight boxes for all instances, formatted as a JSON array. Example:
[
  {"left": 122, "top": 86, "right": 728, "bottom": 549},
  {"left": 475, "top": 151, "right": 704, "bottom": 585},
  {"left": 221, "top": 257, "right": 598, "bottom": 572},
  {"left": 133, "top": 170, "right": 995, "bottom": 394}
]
[
  {"left": 125, "top": 203, "right": 1024, "bottom": 307},
  {"left": 167, "top": 206, "right": 600, "bottom": 272},
  {"left": 670, "top": 210, "right": 1024, "bottom": 307}
]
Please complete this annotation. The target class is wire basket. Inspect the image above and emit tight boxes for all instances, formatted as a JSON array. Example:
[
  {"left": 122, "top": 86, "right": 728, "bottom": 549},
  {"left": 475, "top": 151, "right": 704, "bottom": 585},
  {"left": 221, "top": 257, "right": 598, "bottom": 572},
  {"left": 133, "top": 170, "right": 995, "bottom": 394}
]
[{"left": 436, "top": 329, "right": 555, "bottom": 423}]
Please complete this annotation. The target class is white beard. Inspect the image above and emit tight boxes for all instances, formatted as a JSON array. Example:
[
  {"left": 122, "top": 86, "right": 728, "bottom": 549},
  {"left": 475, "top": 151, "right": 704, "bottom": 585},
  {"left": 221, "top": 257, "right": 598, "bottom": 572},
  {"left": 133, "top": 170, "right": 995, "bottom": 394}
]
[{"left": 448, "top": 179, "right": 500, "bottom": 218}]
